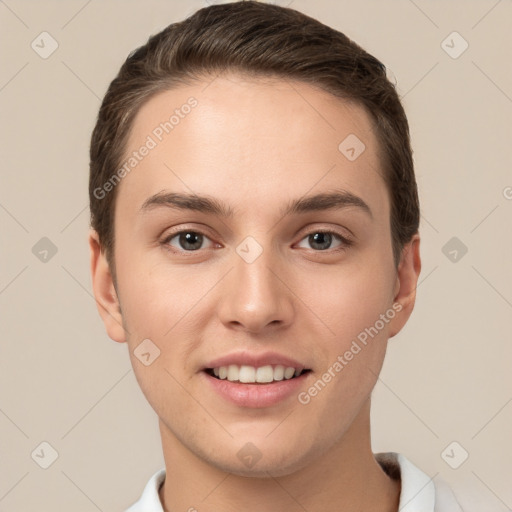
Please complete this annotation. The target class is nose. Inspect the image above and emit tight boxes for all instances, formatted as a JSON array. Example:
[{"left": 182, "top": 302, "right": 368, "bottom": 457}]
[{"left": 217, "top": 244, "right": 295, "bottom": 334}]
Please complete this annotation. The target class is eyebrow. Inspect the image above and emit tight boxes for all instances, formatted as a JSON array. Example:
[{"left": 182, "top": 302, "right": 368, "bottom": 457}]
[{"left": 139, "top": 189, "right": 373, "bottom": 219}]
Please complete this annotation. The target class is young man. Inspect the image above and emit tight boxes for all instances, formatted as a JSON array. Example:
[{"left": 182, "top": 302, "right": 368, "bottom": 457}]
[{"left": 88, "top": 2, "right": 463, "bottom": 510}]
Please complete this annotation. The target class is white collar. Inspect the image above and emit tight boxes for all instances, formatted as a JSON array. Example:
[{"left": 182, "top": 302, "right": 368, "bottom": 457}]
[{"left": 124, "top": 452, "right": 462, "bottom": 512}]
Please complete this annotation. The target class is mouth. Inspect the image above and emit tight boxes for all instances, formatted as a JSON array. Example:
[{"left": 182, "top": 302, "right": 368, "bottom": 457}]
[{"left": 203, "top": 365, "right": 312, "bottom": 384}]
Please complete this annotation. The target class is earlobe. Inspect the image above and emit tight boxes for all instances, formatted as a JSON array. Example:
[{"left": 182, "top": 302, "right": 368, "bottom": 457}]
[
  {"left": 88, "top": 229, "right": 126, "bottom": 343},
  {"left": 388, "top": 234, "right": 421, "bottom": 339}
]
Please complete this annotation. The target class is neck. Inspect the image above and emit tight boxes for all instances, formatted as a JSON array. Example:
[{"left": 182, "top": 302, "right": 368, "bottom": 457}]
[{"left": 158, "top": 400, "right": 400, "bottom": 512}]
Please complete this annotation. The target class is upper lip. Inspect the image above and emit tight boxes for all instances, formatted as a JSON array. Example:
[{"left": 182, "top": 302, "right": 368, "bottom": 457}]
[{"left": 204, "top": 351, "right": 309, "bottom": 371}]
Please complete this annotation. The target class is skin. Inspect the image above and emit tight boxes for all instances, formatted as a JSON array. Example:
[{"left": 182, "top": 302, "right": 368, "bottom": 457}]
[{"left": 89, "top": 73, "right": 421, "bottom": 512}]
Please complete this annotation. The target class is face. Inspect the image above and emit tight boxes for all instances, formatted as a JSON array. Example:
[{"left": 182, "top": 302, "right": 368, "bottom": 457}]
[{"left": 90, "top": 73, "right": 420, "bottom": 477}]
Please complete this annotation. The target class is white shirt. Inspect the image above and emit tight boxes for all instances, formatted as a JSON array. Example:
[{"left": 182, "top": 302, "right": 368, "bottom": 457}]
[{"left": 124, "top": 451, "right": 464, "bottom": 512}]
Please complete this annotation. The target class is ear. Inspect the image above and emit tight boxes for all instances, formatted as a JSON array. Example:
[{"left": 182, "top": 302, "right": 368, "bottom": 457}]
[
  {"left": 89, "top": 229, "right": 126, "bottom": 343},
  {"left": 388, "top": 233, "right": 421, "bottom": 338}
]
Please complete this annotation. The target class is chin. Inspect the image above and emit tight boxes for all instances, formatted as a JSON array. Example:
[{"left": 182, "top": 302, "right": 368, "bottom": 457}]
[
  {"left": 202, "top": 435, "right": 318, "bottom": 478},
  {"left": 213, "top": 452, "right": 311, "bottom": 478}
]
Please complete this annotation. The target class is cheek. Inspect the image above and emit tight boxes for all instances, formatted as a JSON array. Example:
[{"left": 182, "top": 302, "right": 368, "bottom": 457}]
[
  {"left": 118, "top": 260, "right": 201, "bottom": 413},
  {"left": 298, "top": 260, "right": 395, "bottom": 346},
  {"left": 301, "top": 268, "right": 393, "bottom": 407},
  {"left": 115, "top": 241, "right": 187, "bottom": 324},
  {"left": 115, "top": 252, "right": 216, "bottom": 379}
]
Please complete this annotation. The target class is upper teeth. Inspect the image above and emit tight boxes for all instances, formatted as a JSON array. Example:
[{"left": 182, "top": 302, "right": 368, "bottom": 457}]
[{"left": 212, "top": 365, "right": 302, "bottom": 383}]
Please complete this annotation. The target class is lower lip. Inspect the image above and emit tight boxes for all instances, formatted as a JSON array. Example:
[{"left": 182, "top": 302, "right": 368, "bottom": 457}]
[{"left": 202, "top": 371, "right": 311, "bottom": 408}]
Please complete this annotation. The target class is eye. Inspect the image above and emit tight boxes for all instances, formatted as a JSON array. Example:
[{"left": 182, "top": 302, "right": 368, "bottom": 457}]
[
  {"left": 162, "top": 230, "right": 216, "bottom": 252},
  {"left": 161, "top": 228, "right": 352, "bottom": 254},
  {"left": 296, "top": 230, "right": 352, "bottom": 252}
]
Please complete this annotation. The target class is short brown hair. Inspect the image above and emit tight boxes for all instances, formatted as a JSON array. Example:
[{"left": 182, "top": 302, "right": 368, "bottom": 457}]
[{"left": 89, "top": 0, "right": 419, "bottom": 274}]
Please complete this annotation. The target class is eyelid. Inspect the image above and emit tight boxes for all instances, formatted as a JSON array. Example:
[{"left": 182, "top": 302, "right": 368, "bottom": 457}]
[{"left": 161, "top": 223, "right": 216, "bottom": 239}]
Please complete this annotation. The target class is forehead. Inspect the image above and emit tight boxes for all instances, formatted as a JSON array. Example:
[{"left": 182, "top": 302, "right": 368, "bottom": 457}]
[{"left": 117, "top": 73, "right": 389, "bottom": 225}]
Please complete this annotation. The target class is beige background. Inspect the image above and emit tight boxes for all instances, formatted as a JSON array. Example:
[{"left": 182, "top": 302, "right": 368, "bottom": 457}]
[{"left": 1, "top": 0, "right": 511, "bottom": 510}]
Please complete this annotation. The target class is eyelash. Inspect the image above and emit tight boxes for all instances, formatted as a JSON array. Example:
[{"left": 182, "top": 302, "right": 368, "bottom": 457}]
[{"left": 160, "top": 228, "right": 353, "bottom": 255}]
